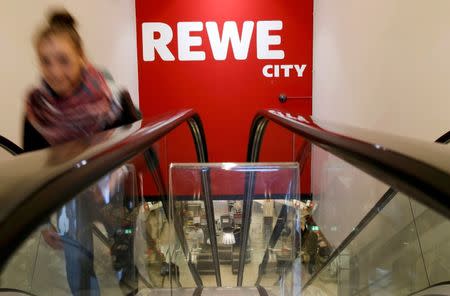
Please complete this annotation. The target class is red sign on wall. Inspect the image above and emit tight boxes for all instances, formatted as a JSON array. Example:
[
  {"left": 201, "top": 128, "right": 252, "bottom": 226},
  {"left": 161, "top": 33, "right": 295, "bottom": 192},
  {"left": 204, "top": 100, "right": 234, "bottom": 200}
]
[{"left": 136, "top": 0, "right": 313, "bottom": 162}]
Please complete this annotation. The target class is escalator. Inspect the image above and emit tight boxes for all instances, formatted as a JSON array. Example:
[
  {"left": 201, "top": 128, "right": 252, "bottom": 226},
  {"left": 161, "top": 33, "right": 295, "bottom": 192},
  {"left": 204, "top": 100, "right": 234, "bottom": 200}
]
[
  {"left": 246, "top": 110, "right": 450, "bottom": 295},
  {"left": 0, "top": 109, "right": 449, "bottom": 295}
]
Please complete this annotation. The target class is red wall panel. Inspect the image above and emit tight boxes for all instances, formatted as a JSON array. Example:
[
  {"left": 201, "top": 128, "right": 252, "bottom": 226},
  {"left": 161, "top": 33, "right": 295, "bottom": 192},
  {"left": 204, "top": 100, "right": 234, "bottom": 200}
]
[{"left": 135, "top": 0, "right": 313, "bottom": 192}]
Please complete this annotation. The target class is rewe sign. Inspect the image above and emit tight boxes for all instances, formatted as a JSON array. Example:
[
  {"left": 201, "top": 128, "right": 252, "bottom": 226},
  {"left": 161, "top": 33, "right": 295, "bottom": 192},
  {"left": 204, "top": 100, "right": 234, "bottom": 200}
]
[
  {"left": 136, "top": 0, "right": 313, "bottom": 163},
  {"left": 142, "top": 20, "right": 307, "bottom": 78}
]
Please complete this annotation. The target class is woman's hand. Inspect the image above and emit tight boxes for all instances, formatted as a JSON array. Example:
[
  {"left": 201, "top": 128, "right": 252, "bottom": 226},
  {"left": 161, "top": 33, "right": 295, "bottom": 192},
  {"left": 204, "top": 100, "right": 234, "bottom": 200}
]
[{"left": 41, "top": 225, "right": 63, "bottom": 250}]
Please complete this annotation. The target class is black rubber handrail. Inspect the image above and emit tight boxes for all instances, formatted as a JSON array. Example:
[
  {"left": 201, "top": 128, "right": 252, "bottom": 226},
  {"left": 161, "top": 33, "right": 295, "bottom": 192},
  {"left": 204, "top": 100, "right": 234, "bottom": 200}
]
[
  {"left": 248, "top": 110, "right": 450, "bottom": 217},
  {"left": 409, "top": 281, "right": 450, "bottom": 296},
  {"left": 0, "top": 135, "right": 23, "bottom": 155},
  {"left": 237, "top": 109, "right": 450, "bottom": 286},
  {"left": 436, "top": 131, "right": 450, "bottom": 144},
  {"left": 0, "top": 109, "right": 213, "bottom": 286},
  {"left": 0, "top": 288, "right": 38, "bottom": 295}
]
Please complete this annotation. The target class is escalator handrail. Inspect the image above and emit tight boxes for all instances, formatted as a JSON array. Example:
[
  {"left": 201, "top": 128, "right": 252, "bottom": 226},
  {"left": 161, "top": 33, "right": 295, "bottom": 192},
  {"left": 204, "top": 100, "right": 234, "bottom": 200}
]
[
  {"left": 242, "top": 109, "right": 450, "bottom": 290},
  {"left": 237, "top": 109, "right": 450, "bottom": 285},
  {"left": 436, "top": 131, "right": 450, "bottom": 144},
  {"left": 409, "top": 281, "right": 450, "bottom": 296},
  {"left": 0, "top": 109, "right": 207, "bottom": 269},
  {"left": 301, "top": 132, "right": 450, "bottom": 291},
  {"left": 0, "top": 135, "right": 23, "bottom": 156},
  {"left": 237, "top": 109, "right": 450, "bottom": 286},
  {"left": 248, "top": 110, "right": 450, "bottom": 217}
]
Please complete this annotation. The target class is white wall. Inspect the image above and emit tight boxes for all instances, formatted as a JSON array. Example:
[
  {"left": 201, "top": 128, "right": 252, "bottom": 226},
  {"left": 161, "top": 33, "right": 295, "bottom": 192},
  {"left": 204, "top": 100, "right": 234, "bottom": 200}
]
[
  {"left": 313, "top": 0, "right": 450, "bottom": 141},
  {"left": 311, "top": 1, "right": 450, "bottom": 250},
  {"left": 0, "top": 0, "right": 138, "bottom": 147}
]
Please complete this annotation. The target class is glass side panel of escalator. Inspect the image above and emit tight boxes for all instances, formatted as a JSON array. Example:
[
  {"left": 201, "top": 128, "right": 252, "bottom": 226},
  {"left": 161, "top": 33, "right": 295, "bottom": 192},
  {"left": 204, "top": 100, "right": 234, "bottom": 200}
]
[
  {"left": 1, "top": 161, "right": 144, "bottom": 295},
  {"left": 0, "top": 122, "right": 203, "bottom": 295},
  {"left": 255, "top": 121, "right": 450, "bottom": 295},
  {"left": 0, "top": 161, "right": 303, "bottom": 295},
  {"left": 302, "top": 190, "right": 450, "bottom": 296},
  {"left": 169, "top": 162, "right": 302, "bottom": 294}
]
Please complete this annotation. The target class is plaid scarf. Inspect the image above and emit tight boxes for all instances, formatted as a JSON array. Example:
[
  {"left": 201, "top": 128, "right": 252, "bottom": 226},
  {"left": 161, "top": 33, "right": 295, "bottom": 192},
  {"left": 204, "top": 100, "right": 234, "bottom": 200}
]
[{"left": 26, "top": 65, "right": 122, "bottom": 145}]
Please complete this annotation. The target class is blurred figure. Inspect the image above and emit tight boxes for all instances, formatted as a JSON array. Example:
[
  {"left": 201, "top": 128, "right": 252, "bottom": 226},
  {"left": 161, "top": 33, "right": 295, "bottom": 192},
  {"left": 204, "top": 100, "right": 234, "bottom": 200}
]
[
  {"left": 191, "top": 223, "right": 205, "bottom": 249},
  {"left": 22, "top": 8, "right": 141, "bottom": 296},
  {"left": 303, "top": 224, "right": 319, "bottom": 275},
  {"left": 23, "top": 9, "right": 139, "bottom": 151}
]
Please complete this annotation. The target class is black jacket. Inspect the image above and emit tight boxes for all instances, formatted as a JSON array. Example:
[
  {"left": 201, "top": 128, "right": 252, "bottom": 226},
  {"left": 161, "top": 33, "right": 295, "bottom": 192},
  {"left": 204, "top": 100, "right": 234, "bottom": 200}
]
[{"left": 23, "top": 91, "right": 142, "bottom": 152}]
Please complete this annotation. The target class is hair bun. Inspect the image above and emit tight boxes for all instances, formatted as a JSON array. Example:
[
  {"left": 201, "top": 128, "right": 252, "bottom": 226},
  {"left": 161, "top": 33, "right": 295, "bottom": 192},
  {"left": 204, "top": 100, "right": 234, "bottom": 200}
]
[{"left": 49, "top": 10, "right": 77, "bottom": 28}]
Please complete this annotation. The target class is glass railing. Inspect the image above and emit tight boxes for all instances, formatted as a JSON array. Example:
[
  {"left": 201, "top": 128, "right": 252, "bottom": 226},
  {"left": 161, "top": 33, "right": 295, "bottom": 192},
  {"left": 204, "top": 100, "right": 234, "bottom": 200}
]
[
  {"left": 301, "top": 190, "right": 450, "bottom": 296},
  {"left": 1, "top": 108, "right": 449, "bottom": 296},
  {"left": 247, "top": 110, "right": 450, "bottom": 295},
  {"left": 300, "top": 140, "right": 450, "bottom": 295},
  {"left": 168, "top": 162, "right": 301, "bottom": 294},
  {"left": 0, "top": 110, "right": 212, "bottom": 295}
]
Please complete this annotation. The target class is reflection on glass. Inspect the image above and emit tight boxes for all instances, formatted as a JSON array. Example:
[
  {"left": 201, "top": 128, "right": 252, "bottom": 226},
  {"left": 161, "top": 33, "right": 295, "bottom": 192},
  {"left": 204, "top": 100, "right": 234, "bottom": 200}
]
[
  {"left": 134, "top": 201, "right": 170, "bottom": 287},
  {"left": 1, "top": 163, "right": 141, "bottom": 295},
  {"left": 304, "top": 192, "right": 430, "bottom": 296},
  {"left": 410, "top": 199, "right": 450, "bottom": 286},
  {"left": 0, "top": 121, "right": 205, "bottom": 295},
  {"left": 169, "top": 162, "right": 301, "bottom": 294}
]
